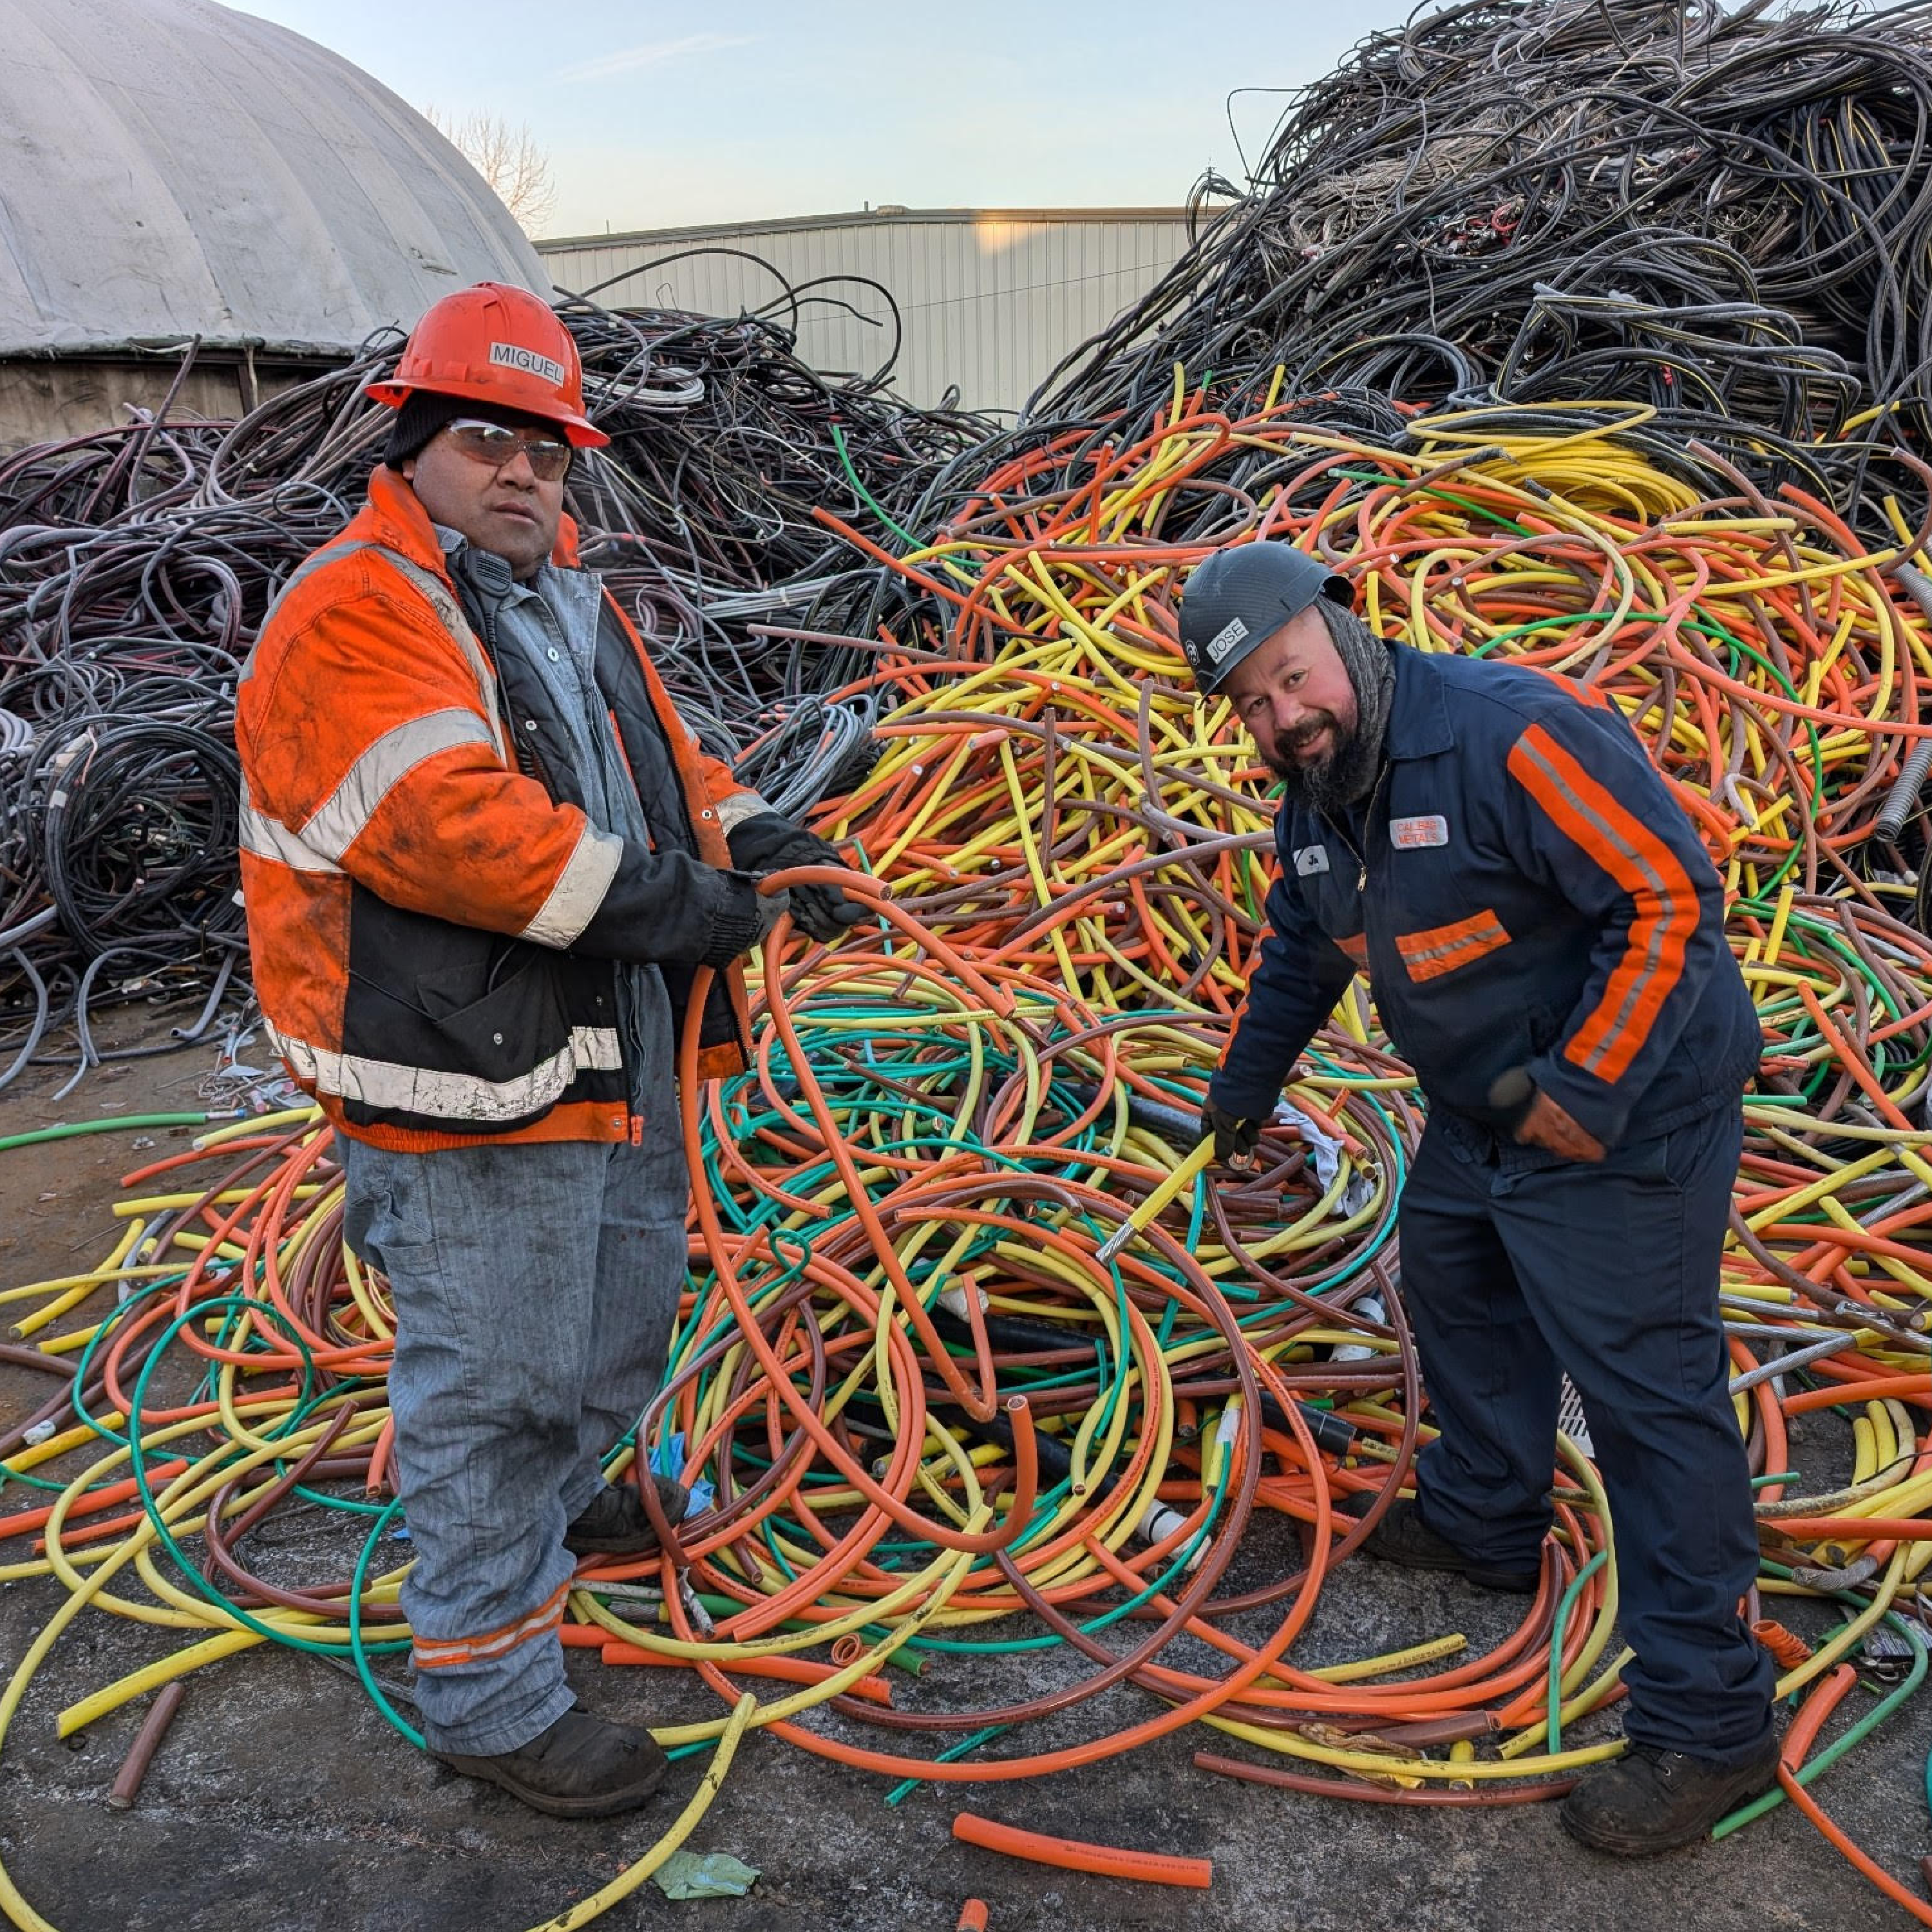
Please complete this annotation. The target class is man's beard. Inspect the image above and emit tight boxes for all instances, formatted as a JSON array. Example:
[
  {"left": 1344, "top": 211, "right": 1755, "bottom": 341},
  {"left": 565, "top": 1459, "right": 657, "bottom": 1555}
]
[{"left": 1258, "top": 708, "right": 1383, "bottom": 813}]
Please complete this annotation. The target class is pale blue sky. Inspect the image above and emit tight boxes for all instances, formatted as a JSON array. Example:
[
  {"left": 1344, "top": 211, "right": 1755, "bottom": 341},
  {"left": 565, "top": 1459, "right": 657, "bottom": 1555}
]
[{"left": 232, "top": 1, "right": 1372, "bottom": 236}]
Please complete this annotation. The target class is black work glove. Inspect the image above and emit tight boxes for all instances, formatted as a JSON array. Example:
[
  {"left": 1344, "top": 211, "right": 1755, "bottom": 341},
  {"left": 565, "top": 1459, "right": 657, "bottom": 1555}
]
[
  {"left": 753, "top": 886, "right": 791, "bottom": 942},
  {"left": 725, "top": 811, "right": 867, "bottom": 943},
  {"left": 1200, "top": 1098, "right": 1262, "bottom": 1172}
]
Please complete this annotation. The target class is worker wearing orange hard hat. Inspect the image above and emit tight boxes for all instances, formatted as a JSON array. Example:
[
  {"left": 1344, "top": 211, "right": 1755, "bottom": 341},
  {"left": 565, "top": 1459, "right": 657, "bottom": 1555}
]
[
  {"left": 235, "top": 282, "right": 865, "bottom": 1817},
  {"left": 361, "top": 281, "right": 612, "bottom": 442}
]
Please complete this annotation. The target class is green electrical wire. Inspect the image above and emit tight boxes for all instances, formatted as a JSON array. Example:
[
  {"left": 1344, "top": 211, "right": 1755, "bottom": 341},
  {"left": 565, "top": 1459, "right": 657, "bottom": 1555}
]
[{"left": 0, "top": 1112, "right": 225, "bottom": 1154}]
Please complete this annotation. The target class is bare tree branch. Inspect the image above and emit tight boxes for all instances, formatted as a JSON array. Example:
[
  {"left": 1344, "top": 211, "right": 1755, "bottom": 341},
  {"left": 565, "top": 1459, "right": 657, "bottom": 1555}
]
[{"left": 424, "top": 106, "right": 558, "bottom": 234}]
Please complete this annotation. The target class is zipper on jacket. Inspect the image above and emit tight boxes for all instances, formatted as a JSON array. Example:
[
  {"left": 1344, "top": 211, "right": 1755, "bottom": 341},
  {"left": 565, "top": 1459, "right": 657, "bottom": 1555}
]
[
  {"left": 601, "top": 594, "right": 753, "bottom": 1063},
  {"left": 629, "top": 1113, "right": 644, "bottom": 1146},
  {"left": 466, "top": 585, "right": 553, "bottom": 790},
  {"left": 603, "top": 592, "right": 707, "bottom": 858},
  {"left": 1324, "top": 762, "right": 1392, "bottom": 893}
]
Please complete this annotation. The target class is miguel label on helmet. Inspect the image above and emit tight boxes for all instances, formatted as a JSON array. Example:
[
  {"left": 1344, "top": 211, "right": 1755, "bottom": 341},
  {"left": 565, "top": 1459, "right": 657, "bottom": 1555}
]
[
  {"left": 1390, "top": 814, "right": 1450, "bottom": 849},
  {"left": 1293, "top": 844, "right": 1331, "bottom": 876},
  {"left": 1204, "top": 616, "right": 1249, "bottom": 663},
  {"left": 489, "top": 341, "right": 567, "bottom": 386}
]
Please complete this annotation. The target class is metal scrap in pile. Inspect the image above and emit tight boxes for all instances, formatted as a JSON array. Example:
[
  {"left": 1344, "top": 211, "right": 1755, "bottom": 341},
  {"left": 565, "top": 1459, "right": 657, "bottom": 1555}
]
[
  {"left": 1033, "top": 0, "right": 1932, "bottom": 531},
  {"left": 0, "top": 298, "right": 995, "bottom": 1088},
  {"left": 14, "top": 8, "right": 1932, "bottom": 1921},
  {"left": 12, "top": 409, "right": 1932, "bottom": 1930}
]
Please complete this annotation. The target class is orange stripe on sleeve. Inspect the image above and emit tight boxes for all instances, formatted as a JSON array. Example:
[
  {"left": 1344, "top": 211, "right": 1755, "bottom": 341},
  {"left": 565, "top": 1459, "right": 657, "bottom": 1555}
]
[
  {"left": 1526, "top": 665, "right": 1611, "bottom": 709},
  {"left": 1505, "top": 724, "right": 1699, "bottom": 1084}
]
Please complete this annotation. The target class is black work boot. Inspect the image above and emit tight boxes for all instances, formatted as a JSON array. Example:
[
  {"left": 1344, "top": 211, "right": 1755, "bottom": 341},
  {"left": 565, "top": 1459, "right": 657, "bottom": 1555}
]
[
  {"left": 564, "top": 1475, "right": 691, "bottom": 1557},
  {"left": 1338, "top": 1492, "right": 1542, "bottom": 1595},
  {"left": 1562, "top": 1735, "right": 1781, "bottom": 1854},
  {"left": 434, "top": 1703, "right": 668, "bottom": 1818}
]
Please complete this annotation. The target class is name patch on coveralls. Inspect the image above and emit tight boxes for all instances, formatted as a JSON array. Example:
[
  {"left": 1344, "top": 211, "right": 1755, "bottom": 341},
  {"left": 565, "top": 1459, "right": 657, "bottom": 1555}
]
[
  {"left": 1294, "top": 845, "right": 1331, "bottom": 876},
  {"left": 1390, "top": 815, "right": 1450, "bottom": 849}
]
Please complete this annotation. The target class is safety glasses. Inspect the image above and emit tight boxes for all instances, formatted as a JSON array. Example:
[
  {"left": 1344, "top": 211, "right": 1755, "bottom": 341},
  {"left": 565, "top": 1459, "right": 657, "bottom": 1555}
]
[{"left": 442, "top": 418, "right": 574, "bottom": 482}]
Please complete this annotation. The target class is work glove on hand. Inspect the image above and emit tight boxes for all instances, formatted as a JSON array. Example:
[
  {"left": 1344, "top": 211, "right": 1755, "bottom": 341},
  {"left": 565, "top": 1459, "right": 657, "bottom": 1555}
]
[
  {"left": 1514, "top": 1089, "right": 1606, "bottom": 1164},
  {"left": 753, "top": 887, "right": 791, "bottom": 942},
  {"left": 725, "top": 811, "right": 867, "bottom": 943},
  {"left": 1200, "top": 1098, "right": 1262, "bottom": 1172},
  {"left": 1489, "top": 1065, "right": 1605, "bottom": 1164}
]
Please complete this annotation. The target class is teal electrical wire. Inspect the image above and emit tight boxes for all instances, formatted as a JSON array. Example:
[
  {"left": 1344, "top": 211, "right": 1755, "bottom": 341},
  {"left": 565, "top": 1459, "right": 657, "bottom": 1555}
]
[
  {"left": 1712, "top": 1604, "right": 1927, "bottom": 1839},
  {"left": 121, "top": 1294, "right": 410, "bottom": 1665}
]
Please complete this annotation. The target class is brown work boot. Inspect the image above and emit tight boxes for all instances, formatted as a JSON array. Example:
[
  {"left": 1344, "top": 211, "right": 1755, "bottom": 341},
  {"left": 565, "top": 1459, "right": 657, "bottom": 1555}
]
[
  {"left": 434, "top": 1703, "right": 668, "bottom": 1818},
  {"left": 564, "top": 1475, "right": 691, "bottom": 1557},
  {"left": 1561, "top": 1736, "right": 1781, "bottom": 1855},
  {"left": 1338, "top": 1492, "right": 1542, "bottom": 1594}
]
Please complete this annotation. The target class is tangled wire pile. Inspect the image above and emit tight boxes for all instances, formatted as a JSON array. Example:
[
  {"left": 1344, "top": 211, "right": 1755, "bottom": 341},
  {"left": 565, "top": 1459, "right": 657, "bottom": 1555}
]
[
  {"left": 28, "top": 0, "right": 1932, "bottom": 1081},
  {"left": 1036, "top": 0, "right": 1932, "bottom": 534},
  {"left": 11, "top": 395, "right": 1932, "bottom": 1926},
  {"left": 16, "top": 5, "right": 1932, "bottom": 1913},
  {"left": 0, "top": 365, "right": 374, "bottom": 1096},
  {"left": 0, "top": 298, "right": 994, "bottom": 1084},
  {"left": 560, "top": 298, "right": 992, "bottom": 764}
]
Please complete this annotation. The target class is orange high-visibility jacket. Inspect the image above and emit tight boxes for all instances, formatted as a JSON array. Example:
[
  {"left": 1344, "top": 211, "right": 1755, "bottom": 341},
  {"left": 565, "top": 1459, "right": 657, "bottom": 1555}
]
[{"left": 236, "top": 467, "right": 761, "bottom": 1153}]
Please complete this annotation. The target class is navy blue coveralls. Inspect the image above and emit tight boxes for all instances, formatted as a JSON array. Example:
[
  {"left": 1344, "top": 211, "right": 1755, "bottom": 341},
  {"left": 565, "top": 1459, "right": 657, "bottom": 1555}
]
[{"left": 1211, "top": 641, "right": 1774, "bottom": 1761}]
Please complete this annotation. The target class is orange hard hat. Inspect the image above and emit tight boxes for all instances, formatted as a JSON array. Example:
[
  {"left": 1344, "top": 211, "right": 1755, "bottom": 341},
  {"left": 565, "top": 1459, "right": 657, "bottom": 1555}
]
[{"left": 366, "top": 282, "right": 609, "bottom": 448}]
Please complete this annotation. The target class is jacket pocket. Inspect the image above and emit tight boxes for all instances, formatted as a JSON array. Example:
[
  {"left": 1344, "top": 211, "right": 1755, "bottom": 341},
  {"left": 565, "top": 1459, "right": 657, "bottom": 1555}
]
[
  {"left": 408, "top": 947, "right": 579, "bottom": 1130},
  {"left": 339, "top": 886, "right": 606, "bottom": 1136},
  {"left": 1396, "top": 908, "right": 1510, "bottom": 982},
  {"left": 418, "top": 949, "right": 569, "bottom": 1077}
]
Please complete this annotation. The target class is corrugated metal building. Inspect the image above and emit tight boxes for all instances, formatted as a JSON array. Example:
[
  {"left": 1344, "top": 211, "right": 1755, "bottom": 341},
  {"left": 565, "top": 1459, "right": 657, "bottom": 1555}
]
[{"left": 536, "top": 208, "right": 1198, "bottom": 413}]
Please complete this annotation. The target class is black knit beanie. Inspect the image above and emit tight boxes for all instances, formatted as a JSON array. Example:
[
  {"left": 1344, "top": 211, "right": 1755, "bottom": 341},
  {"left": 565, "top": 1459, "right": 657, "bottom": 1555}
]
[
  {"left": 383, "top": 391, "right": 468, "bottom": 468},
  {"left": 383, "top": 393, "right": 560, "bottom": 469}
]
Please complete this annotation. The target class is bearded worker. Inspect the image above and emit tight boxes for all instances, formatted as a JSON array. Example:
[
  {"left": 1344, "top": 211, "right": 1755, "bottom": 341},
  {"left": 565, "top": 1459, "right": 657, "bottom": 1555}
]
[
  {"left": 1182, "top": 542, "right": 1774, "bottom": 1854},
  {"left": 235, "top": 283, "right": 862, "bottom": 1817}
]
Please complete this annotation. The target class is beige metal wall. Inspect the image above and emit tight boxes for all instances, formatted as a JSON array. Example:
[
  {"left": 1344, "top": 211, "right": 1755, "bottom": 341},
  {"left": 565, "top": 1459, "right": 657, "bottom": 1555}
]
[{"left": 536, "top": 209, "right": 1195, "bottom": 414}]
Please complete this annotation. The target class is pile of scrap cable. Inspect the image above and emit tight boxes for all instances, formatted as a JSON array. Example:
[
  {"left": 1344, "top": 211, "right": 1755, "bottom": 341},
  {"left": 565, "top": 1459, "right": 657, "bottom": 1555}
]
[
  {"left": 1034, "top": 0, "right": 1932, "bottom": 539},
  {"left": 13, "top": 412, "right": 1932, "bottom": 1857},
  {"left": 0, "top": 293, "right": 994, "bottom": 1089}
]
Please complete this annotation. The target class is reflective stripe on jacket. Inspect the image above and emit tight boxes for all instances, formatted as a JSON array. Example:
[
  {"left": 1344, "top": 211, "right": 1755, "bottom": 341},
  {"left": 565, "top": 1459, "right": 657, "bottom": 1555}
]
[
  {"left": 1211, "top": 643, "right": 1761, "bottom": 1151},
  {"left": 236, "top": 467, "right": 761, "bottom": 1153}
]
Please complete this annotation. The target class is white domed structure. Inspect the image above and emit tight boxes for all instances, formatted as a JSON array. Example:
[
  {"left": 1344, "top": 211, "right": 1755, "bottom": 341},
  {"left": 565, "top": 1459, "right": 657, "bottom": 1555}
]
[{"left": 0, "top": 0, "right": 551, "bottom": 440}]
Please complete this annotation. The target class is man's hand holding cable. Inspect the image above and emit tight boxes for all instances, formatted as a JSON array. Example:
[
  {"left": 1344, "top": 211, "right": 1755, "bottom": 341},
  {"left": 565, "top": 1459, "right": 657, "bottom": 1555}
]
[
  {"left": 725, "top": 812, "right": 867, "bottom": 943},
  {"left": 1200, "top": 1098, "right": 1262, "bottom": 1172}
]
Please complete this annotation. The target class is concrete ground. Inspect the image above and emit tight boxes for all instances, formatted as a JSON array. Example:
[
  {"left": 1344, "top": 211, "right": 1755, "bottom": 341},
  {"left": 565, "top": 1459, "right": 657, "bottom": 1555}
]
[{"left": 0, "top": 1012, "right": 1925, "bottom": 1931}]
